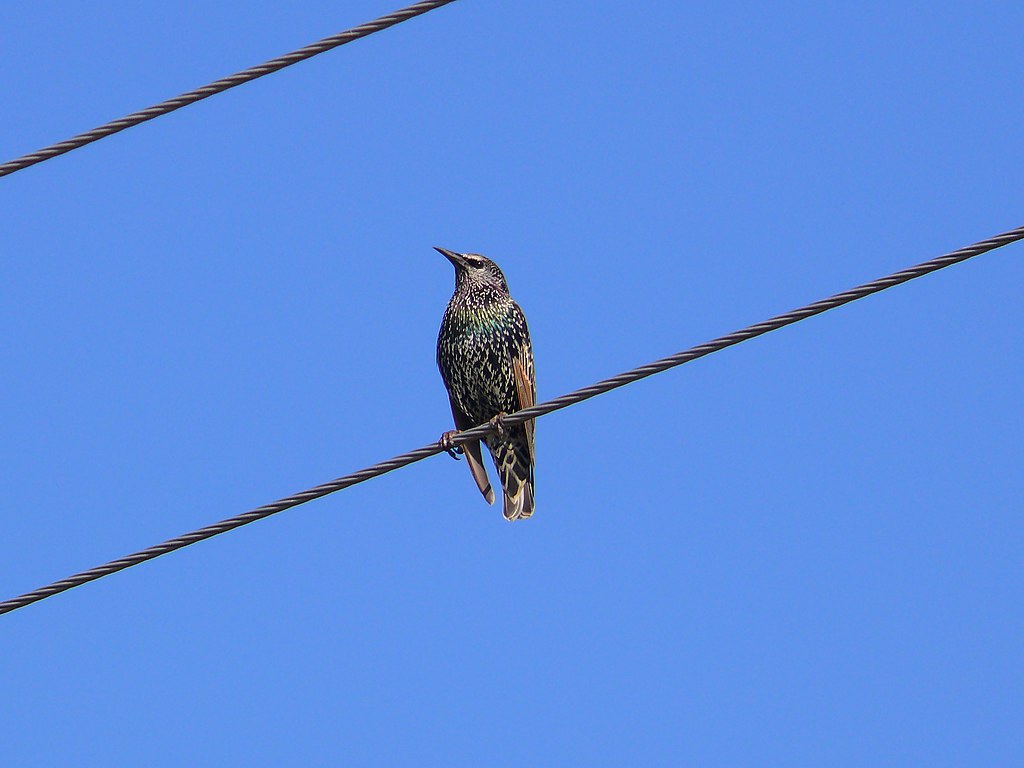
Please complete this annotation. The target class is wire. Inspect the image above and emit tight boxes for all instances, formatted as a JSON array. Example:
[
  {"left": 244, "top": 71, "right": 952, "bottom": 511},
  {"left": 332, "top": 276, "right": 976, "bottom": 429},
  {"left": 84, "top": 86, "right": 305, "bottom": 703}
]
[
  {"left": 0, "top": 0, "right": 459, "bottom": 179},
  {"left": 1, "top": 224, "right": 1020, "bottom": 616}
]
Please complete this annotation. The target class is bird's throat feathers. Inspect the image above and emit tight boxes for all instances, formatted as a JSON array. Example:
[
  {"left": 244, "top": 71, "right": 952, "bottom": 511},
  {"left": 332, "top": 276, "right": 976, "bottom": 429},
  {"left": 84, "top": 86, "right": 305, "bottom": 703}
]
[{"left": 445, "top": 289, "right": 515, "bottom": 332}]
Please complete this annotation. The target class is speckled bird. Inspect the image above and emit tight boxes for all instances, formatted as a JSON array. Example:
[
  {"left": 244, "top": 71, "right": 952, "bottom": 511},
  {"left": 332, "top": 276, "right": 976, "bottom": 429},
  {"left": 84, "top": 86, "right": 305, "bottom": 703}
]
[{"left": 435, "top": 247, "right": 536, "bottom": 520}]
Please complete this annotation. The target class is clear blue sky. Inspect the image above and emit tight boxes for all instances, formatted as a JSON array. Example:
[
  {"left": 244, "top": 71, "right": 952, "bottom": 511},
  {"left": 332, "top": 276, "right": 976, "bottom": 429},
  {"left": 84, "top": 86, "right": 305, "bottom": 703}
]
[{"left": 2, "top": 2, "right": 1021, "bottom": 764}]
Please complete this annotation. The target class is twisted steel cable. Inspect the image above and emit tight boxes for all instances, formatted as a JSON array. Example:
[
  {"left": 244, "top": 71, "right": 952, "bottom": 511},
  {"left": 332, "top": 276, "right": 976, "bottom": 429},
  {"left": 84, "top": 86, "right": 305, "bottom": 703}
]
[
  {"left": 0, "top": 0, "right": 459, "bottom": 179},
  {"left": 1, "top": 224, "right": 1020, "bottom": 616}
]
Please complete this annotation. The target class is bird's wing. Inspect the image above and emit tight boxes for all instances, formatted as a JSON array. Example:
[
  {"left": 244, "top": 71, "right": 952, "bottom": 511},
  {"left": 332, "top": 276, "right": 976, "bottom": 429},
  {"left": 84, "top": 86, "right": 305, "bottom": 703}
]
[
  {"left": 512, "top": 349, "right": 536, "bottom": 466},
  {"left": 448, "top": 397, "right": 495, "bottom": 505}
]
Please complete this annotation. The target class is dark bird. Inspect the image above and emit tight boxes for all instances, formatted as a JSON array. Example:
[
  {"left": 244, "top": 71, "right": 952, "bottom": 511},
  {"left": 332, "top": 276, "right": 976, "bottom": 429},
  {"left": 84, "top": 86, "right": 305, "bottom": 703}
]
[{"left": 435, "top": 247, "right": 536, "bottom": 520}]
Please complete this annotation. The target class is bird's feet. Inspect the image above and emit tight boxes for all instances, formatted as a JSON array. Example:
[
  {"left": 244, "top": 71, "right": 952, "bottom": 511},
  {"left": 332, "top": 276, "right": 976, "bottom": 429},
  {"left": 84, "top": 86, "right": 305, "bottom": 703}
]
[
  {"left": 439, "top": 430, "right": 463, "bottom": 460},
  {"left": 490, "top": 412, "right": 510, "bottom": 440}
]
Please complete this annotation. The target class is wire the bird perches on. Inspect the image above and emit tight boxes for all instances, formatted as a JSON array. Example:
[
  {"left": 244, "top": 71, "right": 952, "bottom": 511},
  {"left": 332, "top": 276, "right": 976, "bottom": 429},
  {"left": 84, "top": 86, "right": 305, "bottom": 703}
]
[
  {"left": 1, "top": 223, "right": 1021, "bottom": 616},
  {"left": 0, "top": 0, "right": 460, "bottom": 179}
]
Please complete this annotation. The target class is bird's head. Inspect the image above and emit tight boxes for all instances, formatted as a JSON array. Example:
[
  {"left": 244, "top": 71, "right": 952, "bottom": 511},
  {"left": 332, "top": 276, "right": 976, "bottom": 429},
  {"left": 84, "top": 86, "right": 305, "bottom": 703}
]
[{"left": 435, "top": 247, "right": 509, "bottom": 293}]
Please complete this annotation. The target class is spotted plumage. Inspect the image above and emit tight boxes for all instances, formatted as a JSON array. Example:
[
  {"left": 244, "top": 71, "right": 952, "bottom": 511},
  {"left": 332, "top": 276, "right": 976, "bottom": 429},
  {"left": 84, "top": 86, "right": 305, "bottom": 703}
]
[{"left": 435, "top": 247, "right": 536, "bottom": 520}]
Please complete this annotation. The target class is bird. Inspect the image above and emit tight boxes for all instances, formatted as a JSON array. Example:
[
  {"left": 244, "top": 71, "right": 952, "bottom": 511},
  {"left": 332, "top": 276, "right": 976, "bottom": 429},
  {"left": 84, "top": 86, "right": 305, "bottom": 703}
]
[{"left": 435, "top": 246, "right": 536, "bottom": 520}]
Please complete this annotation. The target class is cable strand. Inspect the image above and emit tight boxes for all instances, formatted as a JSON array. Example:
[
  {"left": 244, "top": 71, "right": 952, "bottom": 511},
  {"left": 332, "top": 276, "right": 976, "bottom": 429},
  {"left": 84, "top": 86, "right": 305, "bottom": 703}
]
[
  {"left": 0, "top": 224, "right": 1020, "bottom": 615},
  {"left": 0, "top": 0, "right": 459, "bottom": 178}
]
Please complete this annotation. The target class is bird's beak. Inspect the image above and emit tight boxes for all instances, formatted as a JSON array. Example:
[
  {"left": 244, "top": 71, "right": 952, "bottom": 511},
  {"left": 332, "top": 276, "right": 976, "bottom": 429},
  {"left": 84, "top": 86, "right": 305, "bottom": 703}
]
[{"left": 434, "top": 246, "right": 465, "bottom": 267}]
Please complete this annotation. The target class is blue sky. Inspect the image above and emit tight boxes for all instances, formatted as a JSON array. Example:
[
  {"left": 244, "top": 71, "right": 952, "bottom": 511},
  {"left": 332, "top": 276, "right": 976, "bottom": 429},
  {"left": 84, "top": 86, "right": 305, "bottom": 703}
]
[{"left": 2, "top": 1, "right": 1021, "bottom": 764}]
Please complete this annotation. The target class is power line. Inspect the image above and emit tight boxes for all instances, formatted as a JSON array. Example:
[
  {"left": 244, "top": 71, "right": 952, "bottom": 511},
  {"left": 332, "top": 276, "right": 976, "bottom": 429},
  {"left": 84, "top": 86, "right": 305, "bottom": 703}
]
[
  {"left": 1, "top": 224, "right": 1019, "bottom": 617},
  {"left": 0, "top": 0, "right": 459, "bottom": 179}
]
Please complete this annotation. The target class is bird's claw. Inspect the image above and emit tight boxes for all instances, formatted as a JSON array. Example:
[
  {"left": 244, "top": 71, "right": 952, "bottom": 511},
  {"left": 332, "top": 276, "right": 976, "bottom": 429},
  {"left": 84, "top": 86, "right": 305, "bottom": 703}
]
[
  {"left": 490, "top": 412, "right": 510, "bottom": 440},
  {"left": 439, "top": 430, "right": 463, "bottom": 460}
]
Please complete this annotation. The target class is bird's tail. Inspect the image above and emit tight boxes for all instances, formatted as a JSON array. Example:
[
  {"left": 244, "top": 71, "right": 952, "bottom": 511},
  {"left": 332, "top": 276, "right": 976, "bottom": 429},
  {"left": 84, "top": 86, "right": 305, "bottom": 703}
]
[{"left": 491, "top": 432, "right": 535, "bottom": 521}]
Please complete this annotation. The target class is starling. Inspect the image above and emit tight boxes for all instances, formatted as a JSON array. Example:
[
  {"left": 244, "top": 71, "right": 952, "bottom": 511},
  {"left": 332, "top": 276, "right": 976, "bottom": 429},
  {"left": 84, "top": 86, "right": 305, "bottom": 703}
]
[{"left": 435, "top": 247, "right": 536, "bottom": 520}]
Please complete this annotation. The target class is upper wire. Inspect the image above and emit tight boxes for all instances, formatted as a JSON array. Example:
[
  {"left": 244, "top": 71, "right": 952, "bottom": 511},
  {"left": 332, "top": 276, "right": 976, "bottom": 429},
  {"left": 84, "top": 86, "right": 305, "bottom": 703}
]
[
  {"left": 0, "top": 0, "right": 459, "bottom": 179},
  {"left": 1, "top": 224, "right": 1020, "bottom": 616}
]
